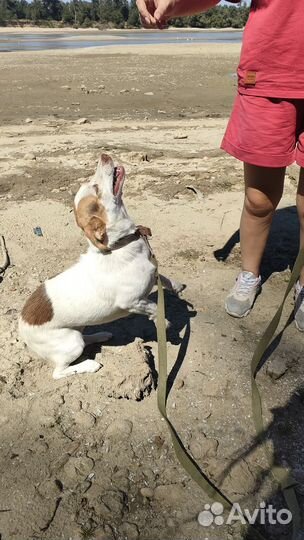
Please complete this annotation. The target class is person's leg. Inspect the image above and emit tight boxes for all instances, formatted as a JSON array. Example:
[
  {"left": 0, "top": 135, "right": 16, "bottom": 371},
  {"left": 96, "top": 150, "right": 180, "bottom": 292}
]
[
  {"left": 240, "top": 163, "right": 286, "bottom": 276},
  {"left": 225, "top": 164, "right": 285, "bottom": 318},
  {"left": 221, "top": 94, "right": 297, "bottom": 317}
]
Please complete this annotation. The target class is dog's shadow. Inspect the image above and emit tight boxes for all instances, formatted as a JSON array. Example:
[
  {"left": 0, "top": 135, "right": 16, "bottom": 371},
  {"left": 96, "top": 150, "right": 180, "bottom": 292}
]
[{"left": 84, "top": 290, "right": 196, "bottom": 360}]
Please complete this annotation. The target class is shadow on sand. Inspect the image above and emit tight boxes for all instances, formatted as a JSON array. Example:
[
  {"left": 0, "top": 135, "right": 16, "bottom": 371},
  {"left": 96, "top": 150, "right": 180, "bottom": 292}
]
[
  {"left": 214, "top": 205, "right": 304, "bottom": 538},
  {"left": 214, "top": 205, "right": 300, "bottom": 283}
]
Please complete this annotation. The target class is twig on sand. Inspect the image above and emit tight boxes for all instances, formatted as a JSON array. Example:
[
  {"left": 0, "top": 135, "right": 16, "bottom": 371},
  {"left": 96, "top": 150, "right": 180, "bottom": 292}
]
[
  {"left": 186, "top": 185, "right": 204, "bottom": 200},
  {"left": 0, "top": 236, "right": 9, "bottom": 274}
]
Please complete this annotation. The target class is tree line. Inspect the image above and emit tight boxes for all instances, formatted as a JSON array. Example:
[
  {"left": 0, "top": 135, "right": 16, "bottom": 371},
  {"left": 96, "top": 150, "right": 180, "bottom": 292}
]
[{"left": 0, "top": 0, "right": 250, "bottom": 28}]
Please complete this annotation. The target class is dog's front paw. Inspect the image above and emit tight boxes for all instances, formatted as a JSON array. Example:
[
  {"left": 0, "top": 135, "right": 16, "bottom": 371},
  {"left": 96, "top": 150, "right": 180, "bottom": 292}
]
[
  {"left": 153, "top": 317, "right": 171, "bottom": 329},
  {"left": 171, "top": 281, "right": 186, "bottom": 295},
  {"left": 166, "top": 319, "right": 172, "bottom": 330}
]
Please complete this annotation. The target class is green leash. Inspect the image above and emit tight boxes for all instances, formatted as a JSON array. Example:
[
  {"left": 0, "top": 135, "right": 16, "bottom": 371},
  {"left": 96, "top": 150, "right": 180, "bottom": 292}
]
[
  {"left": 250, "top": 248, "right": 304, "bottom": 539},
  {"left": 155, "top": 249, "right": 304, "bottom": 539}
]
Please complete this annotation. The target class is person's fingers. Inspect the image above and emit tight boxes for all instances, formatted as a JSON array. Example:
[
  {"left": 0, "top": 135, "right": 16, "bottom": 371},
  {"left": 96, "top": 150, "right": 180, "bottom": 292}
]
[
  {"left": 136, "top": 0, "right": 157, "bottom": 25},
  {"left": 156, "top": 16, "right": 169, "bottom": 29},
  {"left": 154, "top": 1, "right": 172, "bottom": 22},
  {"left": 140, "top": 14, "right": 158, "bottom": 28}
]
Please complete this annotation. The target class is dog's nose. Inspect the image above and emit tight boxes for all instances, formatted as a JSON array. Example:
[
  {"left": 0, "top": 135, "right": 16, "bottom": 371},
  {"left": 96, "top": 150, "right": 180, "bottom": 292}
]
[{"left": 101, "top": 153, "right": 112, "bottom": 165}]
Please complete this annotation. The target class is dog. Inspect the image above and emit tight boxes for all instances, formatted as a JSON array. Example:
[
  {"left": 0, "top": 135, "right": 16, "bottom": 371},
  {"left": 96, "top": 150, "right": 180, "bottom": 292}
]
[{"left": 19, "top": 154, "right": 184, "bottom": 379}]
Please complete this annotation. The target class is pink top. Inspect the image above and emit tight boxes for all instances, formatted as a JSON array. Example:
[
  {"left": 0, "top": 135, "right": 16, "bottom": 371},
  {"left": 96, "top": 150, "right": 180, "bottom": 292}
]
[{"left": 212, "top": 0, "right": 304, "bottom": 98}]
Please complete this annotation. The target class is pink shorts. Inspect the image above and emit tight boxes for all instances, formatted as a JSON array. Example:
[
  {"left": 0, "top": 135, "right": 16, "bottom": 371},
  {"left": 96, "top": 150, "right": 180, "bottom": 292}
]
[{"left": 221, "top": 93, "right": 304, "bottom": 168}]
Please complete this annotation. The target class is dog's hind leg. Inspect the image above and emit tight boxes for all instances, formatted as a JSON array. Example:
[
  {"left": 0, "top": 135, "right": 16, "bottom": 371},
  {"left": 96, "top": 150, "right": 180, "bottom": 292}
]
[
  {"left": 48, "top": 329, "right": 101, "bottom": 380},
  {"left": 83, "top": 331, "right": 113, "bottom": 345},
  {"left": 53, "top": 359, "right": 101, "bottom": 380}
]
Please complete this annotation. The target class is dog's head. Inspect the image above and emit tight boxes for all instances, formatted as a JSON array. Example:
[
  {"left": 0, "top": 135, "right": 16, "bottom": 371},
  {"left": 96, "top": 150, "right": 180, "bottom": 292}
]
[
  {"left": 94, "top": 153, "right": 125, "bottom": 206},
  {"left": 74, "top": 154, "right": 127, "bottom": 250}
]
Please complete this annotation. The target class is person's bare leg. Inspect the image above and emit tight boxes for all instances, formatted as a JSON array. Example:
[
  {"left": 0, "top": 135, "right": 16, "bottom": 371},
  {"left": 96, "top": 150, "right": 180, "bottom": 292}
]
[
  {"left": 226, "top": 163, "right": 285, "bottom": 318},
  {"left": 240, "top": 163, "right": 285, "bottom": 276}
]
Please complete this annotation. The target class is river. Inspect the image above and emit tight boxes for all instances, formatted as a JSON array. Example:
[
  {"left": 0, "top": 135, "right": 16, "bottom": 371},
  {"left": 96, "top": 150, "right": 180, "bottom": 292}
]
[{"left": 0, "top": 29, "right": 242, "bottom": 53}]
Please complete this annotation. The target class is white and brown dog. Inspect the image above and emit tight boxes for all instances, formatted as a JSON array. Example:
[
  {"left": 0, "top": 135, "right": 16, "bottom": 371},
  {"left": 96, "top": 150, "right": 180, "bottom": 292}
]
[{"left": 19, "top": 154, "right": 184, "bottom": 379}]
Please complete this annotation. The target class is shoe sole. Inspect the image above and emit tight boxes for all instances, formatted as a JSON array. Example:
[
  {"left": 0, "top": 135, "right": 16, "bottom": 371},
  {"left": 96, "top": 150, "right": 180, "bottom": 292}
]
[
  {"left": 294, "top": 318, "right": 304, "bottom": 332},
  {"left": 224, "top": 305, "right": 251, "bottom": 318},
  {"left": 294, "top": 288, "right": 304, "bottom": 331}
]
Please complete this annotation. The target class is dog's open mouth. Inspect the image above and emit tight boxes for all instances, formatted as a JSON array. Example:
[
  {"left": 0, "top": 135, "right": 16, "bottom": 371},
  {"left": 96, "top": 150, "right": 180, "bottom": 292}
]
[{"left": 113, "top": 166, "right": 125, "bottom": 196}]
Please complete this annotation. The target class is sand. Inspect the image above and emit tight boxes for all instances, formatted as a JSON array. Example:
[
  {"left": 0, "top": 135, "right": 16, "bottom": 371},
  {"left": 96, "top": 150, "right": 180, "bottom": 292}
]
[{"left": 0, "top": 40, "right": 303, "bottom": 540}]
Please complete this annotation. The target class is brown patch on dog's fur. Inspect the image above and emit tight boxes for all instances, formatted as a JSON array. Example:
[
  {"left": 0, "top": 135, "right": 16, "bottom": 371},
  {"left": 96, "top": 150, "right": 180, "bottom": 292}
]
[
  {"left": 87, "top": 200, "right": 99, "bottom": 214},
  {"left": 21, "top": 284, "right": 54, "bottom": 325},
  {"left": 74, "top": 195, "right": 108, "bottom": 250}
]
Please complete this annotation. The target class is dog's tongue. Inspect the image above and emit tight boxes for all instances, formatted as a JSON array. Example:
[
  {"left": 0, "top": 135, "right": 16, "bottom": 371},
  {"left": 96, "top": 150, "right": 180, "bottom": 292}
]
[{"left": 116, "top": 166, "right": 124, "bottom": 180}]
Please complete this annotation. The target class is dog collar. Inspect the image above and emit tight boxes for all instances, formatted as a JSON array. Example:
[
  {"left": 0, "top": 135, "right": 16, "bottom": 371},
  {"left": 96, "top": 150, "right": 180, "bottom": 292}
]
[
  {"left": 99, "top": 225, "right": 152, "bottom": 254},
  {"left": 109, "top": 229, "right": 141, "bottom": 251}
]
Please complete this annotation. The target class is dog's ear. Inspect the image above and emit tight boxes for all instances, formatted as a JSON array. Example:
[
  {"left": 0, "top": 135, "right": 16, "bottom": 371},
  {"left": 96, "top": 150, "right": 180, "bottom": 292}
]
[
  {"left": 83, "top": 215, "right": 108, "bottom": 249},
  {"left": 74, "top": 194, "right": 108, "bottom": 249}
]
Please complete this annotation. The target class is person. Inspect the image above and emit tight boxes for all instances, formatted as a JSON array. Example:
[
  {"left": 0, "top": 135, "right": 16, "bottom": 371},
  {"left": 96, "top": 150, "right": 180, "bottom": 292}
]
[{"left": 136, "top": 0, "right": 304, "bottom": 330}]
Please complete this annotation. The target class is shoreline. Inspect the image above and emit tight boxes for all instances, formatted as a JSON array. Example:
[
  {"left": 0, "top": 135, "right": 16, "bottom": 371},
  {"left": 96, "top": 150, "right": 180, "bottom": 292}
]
[
  {"left": 0, "top": 41, "right": 241, "bottom": 56},
  {"left": 0, "top": 25, "right": 243, "bottom": 34},
  {"left": 0, "top": 43, "right": 241, "bottom": 56}
]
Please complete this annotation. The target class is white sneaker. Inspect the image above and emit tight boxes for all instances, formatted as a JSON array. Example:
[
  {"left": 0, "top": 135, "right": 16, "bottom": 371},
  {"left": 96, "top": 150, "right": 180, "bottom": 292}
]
[
  {"left": 225, "top": 271, "right": 261, "bottom": 318},
  {"left": 294, "top": 281, "right": 304, "bottom": 331}
]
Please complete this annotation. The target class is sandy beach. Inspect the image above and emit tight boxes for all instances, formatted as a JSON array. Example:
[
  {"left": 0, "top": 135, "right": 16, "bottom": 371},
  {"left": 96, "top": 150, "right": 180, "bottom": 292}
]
[{"left": 0, "top": 40, "right": 303, "bottom": 540}]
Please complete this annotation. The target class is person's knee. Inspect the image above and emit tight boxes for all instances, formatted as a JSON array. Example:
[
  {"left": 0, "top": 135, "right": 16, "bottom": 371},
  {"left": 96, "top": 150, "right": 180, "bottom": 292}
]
[{"left": 244, "top": 189, "right": 279, "bottom": 219}]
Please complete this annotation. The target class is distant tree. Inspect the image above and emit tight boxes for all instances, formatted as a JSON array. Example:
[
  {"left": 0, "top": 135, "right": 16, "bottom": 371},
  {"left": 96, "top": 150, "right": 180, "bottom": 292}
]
[
  {"left": 14, "top": 0, "right": 27, "bottom": 18},
  {"left": 70, "top": 0, "right": 82, "bottom": 25},
  {"left": 127, "top": 0, "right": 140, "bottom": 27},
  {"left": 0, "top": 0, "right": 8, "bottom": 24},
  {"left": 29, "top": 0, "right": 45, "bottom": 22},
  {"left": 0, "top": 0, "right": 23, "bottom": 21},
  {"left": 118, "top": 0, "right": 128, "bottom": 21},
  {"left": 0, "top": 0, "right": 250, "bottom": 28},
  {"left": 62, "top": 1, "right": 74, "bottom": 23},
  {"left": 42, "top": 0, "right": 62, "bottom": 20},
  {"left": 78, "top": 1, "right": 94, "bottom": 25},
  {"left": 90, "top": 0, "right": 99, "bottom": 21},
  {"left": 98, "top": 0, "right": 111, "bottom": 23}
]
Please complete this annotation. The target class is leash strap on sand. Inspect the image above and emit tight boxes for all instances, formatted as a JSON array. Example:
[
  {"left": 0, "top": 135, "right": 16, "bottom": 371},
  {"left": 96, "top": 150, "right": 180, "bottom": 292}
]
[
  {"left": 251, "top": 248, "right": 304, "bottom": 539},
  {"left": 0, "top": 235, "right": 9, "bottom": 274},
  {"left": 155, "top": 268, "right": 266, "bottom": 540},
  {"left": 155, "top": 248, "right": 304, "bottom": 540}
]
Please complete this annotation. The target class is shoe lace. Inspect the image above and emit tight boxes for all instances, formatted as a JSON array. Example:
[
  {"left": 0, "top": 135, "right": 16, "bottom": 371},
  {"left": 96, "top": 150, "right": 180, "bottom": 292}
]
[
  {"left": 297, "top": 286, "right": 304, "bottom": 303},
  {"left": 236, "top": 274, "right": 258, "bottom": 296}
]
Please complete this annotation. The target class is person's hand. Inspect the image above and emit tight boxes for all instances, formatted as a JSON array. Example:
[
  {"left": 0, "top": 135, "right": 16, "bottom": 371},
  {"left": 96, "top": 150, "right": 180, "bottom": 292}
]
[
  {"left": 136, "top": 0, "right": 157, "bottom": 27},
  {"left": 136, "top": 0, "right": 172, "bottom": 28},
  {"left": 153, "top": 0, "right": 177, "bottom": 23},
  {"left": 136, "top": 0, "right": 220, "bottom": 27}
]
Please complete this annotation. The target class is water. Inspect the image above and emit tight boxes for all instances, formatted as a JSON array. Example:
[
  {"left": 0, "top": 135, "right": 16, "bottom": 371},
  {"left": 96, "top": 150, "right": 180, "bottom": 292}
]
[{"left": 0, "top": 29, "right": 242, "bottom": 53}]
